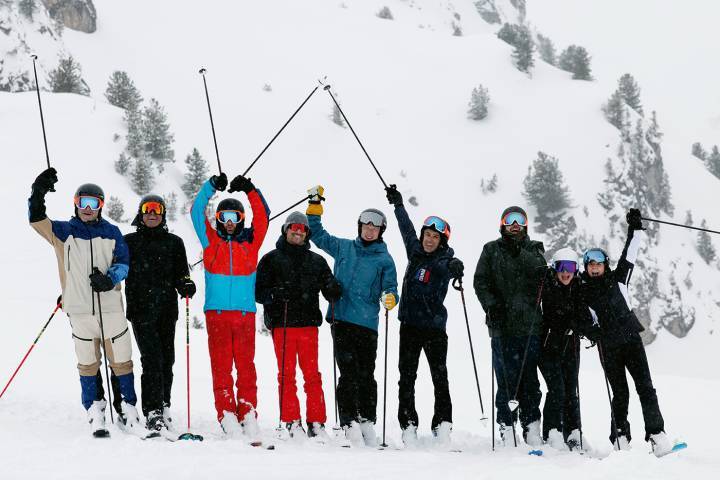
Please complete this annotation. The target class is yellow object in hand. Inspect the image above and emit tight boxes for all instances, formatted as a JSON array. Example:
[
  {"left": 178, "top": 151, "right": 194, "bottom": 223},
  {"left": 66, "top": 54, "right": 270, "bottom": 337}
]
[{"left": 381, "top": 292, "right": 397, "bottom": 311}]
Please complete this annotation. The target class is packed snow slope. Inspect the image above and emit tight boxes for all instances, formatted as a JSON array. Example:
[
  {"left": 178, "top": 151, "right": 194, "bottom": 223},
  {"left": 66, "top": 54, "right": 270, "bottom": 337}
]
[{"left": 1, "top": 1, "right": 719, "bottom": 479}]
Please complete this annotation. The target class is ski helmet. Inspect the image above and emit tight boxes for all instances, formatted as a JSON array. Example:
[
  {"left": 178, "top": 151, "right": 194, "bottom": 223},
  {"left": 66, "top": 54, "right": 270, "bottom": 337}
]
[
  {"left": 73, "top": 183, "right": 105, "bottom": 218},
  {"left": 582, "top": 248, "right": 610, "bottom": 271},
  {"left": 551, "top": 247, "right": 579, "bottom": 274},
  {"left": 216, "top": 198, "right": 245, "bottom": 236},
  {"left": 281, "top": 211, "right": 311, "bottom": 238},
  {"left": 420, "top": 215, "right": 451, "bottom": 245},
  {"left": 357, "top": 208, "right": 387, "bottom": 239},
  {"left": 131, "top": 194, "right": 166, "bottom": 227}
]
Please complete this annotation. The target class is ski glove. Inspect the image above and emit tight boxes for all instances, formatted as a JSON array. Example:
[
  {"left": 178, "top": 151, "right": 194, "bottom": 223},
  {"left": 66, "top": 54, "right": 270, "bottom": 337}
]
[
  {"left": 33, "top": 167, "right": 58, "bottom": 194},
  {"left": 177, "top": 276, "right": 196, "bottom": 299},
  {"left": 271, "top": 284, "right": 293, "bottom": 303},
  {"left": 306, "top": 185, "right": 325, "bottom": 216},
  {"left": 210, "top": 173, "right": 228, "bottom": 192},
  {"left": 323, "top": 278, "right": 342, "bottom": 302},
  {"left": 385, "top": 184, "right": 403, "bottom": 207},
  {"left": 626, "top": 208, "right": 645, "bottom": 231},
  {"left": 89, "top": 268, "right": 115, "bottom": 293},
  {"left": 486, "top": 305, "right": 506, "bottom": 329},
  {"left": 228, "top": 174, "right": 255, "bottom": 194},
  {"left": 381, "top": 292, "right": 398, "bottom": 311},
  {"left": 448, "top": 258, "right": 464, "bottom": 279}
]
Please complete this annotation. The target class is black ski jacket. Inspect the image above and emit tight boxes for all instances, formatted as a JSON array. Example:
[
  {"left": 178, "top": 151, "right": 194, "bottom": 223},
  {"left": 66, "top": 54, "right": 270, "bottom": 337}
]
[
  {"left": 124, "top": 225, "right": 190, "bottom": 321},
  {"left": 541, "top": 273, "right": 593, "bottom": 353},
  {"left": 255, "top": 236, "right": 340, "bottom": 329},
  {"left": 393, "top": 205, "right": 455, "bottom": 331}
]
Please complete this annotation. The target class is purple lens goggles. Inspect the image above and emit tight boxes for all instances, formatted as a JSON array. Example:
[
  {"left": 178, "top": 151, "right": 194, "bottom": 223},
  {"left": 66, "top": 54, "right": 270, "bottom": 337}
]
[{"left": 553, "top": 260, "right": 578, "bottom": 273}]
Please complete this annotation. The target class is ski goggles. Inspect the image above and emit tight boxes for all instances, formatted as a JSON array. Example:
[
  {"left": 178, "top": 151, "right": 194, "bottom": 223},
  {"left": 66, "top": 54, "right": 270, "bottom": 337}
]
[
  {"left": 553, "top": 260, "right": 578, "bottom": 274},
  {"left": 501, "top": 211, "right": 527, "bottom": 226},
  {"left": 583, "top": 249, "right": 608, "bottom": 265},
  {"left": 216, "top": 210, "right": 245, "bottom": 224},
  {"left": 74, "top": 195, "right": 104, "bottom": 211},
  {"left": 140, "top": 201, "right": 164, "bottom": 215},
  {"left": 287, "top": 223, "right": 308, "bottom": 233},
  {"left": 423, "top": 216, "right": 451, "bottom": 240},
  {"left": 359, "top": 211, "right": 385, "bottom": 227}
]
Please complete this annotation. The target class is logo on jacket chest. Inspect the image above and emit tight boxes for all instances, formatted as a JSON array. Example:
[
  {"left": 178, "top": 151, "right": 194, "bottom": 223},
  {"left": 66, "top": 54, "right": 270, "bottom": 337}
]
[{"left": 415, "top": 267, "right": 431, "bottom": 284}]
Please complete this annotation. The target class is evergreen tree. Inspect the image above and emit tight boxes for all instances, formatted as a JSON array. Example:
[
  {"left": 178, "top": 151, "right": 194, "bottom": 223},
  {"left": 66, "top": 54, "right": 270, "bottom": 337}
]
[
  {"left": 697, "top": 220, "right": 717, "bottom": 264},
  {"left": 105, "top": 71, "right": 143, "bottom": 111},
  {"left": 452, "top": 22, "right": 463, "bottom": 36},
  {"left": 114, "top": 152, "right": 131, "bottom": 175},
  {"left": 522, "top": 151, "right": 572, "bottom": 233},
  {"left": 48, "top": 56, "right": 90, "bottom": 96},
  {"left": 691, "top": 142, "right": 707, "bottom": 161},
  {"left": 142, "top": 98, "right": 175, "bottom": 163},
  {"left": 164, "top": 192, "right": 178, "bottom": 222},
  {"left": 684, "top": 210, "right": 694, "bottom": 227},
  {"left": 182, "top": 148, "right": 209, "bottom": 199},
  {"left": 131, "top": 157, "right": 154, "bottom": 195},
  {"left": 467, "top": 84, "right": 490, "bottom": 120},
  {"left": 19, "top": 0, "right": 36, "bottom": 20},
  {"left": 616, "top": 73, "right": 643, "bottom": 116},
  {"left": 124, "top": 108, "right": 143, "bottom": 158},
  {"left": 602, "top": 90, "right": 625, "bottom": 129},
  {"left": 558, "top": 45, "right": 592, "bottom": 80},
  {"left": 645, "top": 111, "right": 673, "bottom": 216},
  {"left": 536, "top": 33, "right": 556, "bottom": 65},
  {"left": 497, "top": 23, "right": 521, "bottom": 46},
  {"left": 330, "top": 91, "right": 346, "bottom": 128},
  {"left": 377, "top": 6, "right": 393, "bottom": 20},
  {"left": 511, "top": 25, "right": 534, "bottom": 73},
  {"left": 106, "top": 196, "right": 125, "bottom": 223},
  {"left": 706, "top": 145, "right": 720, "bottom": 179},
  {"left": 481, "top": 173, "right": 498, "bottom": 194}
]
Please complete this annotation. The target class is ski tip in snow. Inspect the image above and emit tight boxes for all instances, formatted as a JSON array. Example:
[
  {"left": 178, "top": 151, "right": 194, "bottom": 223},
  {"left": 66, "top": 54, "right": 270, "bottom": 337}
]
[
  {"left": 178, "top": 432, "right": 204, "bottom": 442},
  {"left": 528, "top": 449, "right": 544, "bottom": 456},
  {"left": 672, "top": 442, "right": 687, "bottom": 452},
  {"left": 92, "top": 429, "right": 110, "bottom": 438}
]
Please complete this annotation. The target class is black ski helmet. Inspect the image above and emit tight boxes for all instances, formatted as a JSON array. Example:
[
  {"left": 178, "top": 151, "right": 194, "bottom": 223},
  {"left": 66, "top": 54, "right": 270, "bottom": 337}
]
[
  {"left": 74, "top": 183, "right": 105, "bottom": 218},
  {"left": 357, "top": 208, "right": 387, "bottom": 240},
  {"left": 216, "top": 197, "right": 245, "bottom": 236},
  {"left": 131, "top": 194, "right": 166, "bottom": 227}
]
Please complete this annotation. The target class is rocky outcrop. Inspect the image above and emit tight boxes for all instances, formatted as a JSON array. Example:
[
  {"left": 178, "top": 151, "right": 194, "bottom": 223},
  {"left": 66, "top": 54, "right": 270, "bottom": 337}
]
[{"left": 41, "top": 0, "right": 96, "bottom": 33}]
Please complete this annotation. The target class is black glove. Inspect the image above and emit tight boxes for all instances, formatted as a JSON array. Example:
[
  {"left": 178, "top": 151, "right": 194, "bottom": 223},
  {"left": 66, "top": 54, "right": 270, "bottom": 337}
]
[
  {"left": 33, "top": 167, "right": 58, "bottom": 194},
  {"left": 324, "top": 278, "right": 342, "bottom": 302},
  {"left": 210, "top": 172, "right": 228, "bottom": 192},
  {"left": 626, "top": 208, "right": 645, "bottom": 231},
  {"left": 448, "top": 258, "right": 464, "bottom": 279},
  {"left": 89, "top": 268, "right": 115, "bottom": 292},
  {"left": 486, "top": 305, "right": 506, "bottom": 330},
  {"left": 177, "top": 276, "right": 196, "bottom": 299},
  {"left": 271, "top": 284, "right": 292, "bottom": 303},
  {"left": 228, "top": 175, "right": 255, "bottom": 194},
  {"left": 385, "top": 184, "right": 403, "bottom": 207}
]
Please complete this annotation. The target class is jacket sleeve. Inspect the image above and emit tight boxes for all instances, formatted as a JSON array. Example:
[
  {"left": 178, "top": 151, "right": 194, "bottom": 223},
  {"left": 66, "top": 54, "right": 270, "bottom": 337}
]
[
  {"left": 190, "top": 179, "right": 215, "bottom": 249},
  {"left": 107, "top": 226, "right": 130, "bottom": 285},
  {"left": 255, "top": 253, "right": 274, "bottom": 305},
  {"left": 247, "top": 188, "right": 270, "bottom": 248},
  {"left": 473, "top": 245, "right": 497, "bottom": 312},
  {"left": 174, "top": 236, "right": 191, "bottom": 284},
  {"left": 381, "top": 255, "right": 399, "bottom": 301},
  {"left": 393, "top": 205, "right": 419, "bottom": 258},
  {"left": 307, "top": 214, "right": 343, "bottom": 259},
  {"left": 615, "top": 229, "right": 643, "bottom": 285},
  {"left": 319, "top": 257, "right": 341, "bottom": 302}
]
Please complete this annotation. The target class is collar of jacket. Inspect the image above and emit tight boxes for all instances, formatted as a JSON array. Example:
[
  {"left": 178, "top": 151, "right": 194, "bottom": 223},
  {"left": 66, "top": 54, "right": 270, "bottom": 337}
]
[
  {"left": 136, "top": 224, "right": 169, "bottom": 237},
  {"left": 70, "top": 216, "right": 103, "bottom": 229},
  {"left": 353, "top": 236, "right": 388, "bottom": 253},
  {"left": 276, "top": 235, "right": 310, "bottom": 253},
  {"left": 216, "top": 226, "right": 253, "bottom": 243}
]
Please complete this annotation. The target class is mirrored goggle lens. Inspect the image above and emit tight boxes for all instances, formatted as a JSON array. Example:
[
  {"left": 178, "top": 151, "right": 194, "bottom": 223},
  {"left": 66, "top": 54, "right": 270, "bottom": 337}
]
[
  {"left": 359, "top": 211, "right": 384, "bottom": 227},
  {"left": 423, "top": 216, "right": 451, "bottom": 239},
  {"left": 217, "top": 210, "right": 243, "bottom": 224},
  {"left": 141, "top": 201, "right": 164, "bottom": 215},
  {"left": 553, "top": 260, "right": 578, "bottom": 273},
  {"left": 502, "top": 212, "right": 527, "bottom": 226},
  {"left": 75, "top": 196, "right": 103, "bottom": 210},
  {"left": 584, "top": 249, "right": 607, "bottom": 264},
  {"left": 288, "top": 223, "right": 308, "bottom": 233}
]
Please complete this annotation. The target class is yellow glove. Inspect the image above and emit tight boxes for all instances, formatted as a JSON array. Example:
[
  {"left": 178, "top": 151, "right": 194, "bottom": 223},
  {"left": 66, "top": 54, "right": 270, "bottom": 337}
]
[
  {"left": 381, "top": 292, "right": 397, "bottom": 311},
  {"left": 306, "top": 185, "right": 325, "bottom": 216}
]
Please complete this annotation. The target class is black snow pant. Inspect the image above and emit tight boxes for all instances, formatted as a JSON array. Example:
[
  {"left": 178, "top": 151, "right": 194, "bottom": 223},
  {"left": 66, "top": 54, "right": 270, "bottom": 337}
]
[
  {"left": 98, "top": 315, "right": 177, "bottom": 418},
  {"left": 492, "top": 335, "right": 542, "bottom": 435},
  {"left": 397, "top": 323, "right": 452, "bottom": 431},
  {"left": 538, "top": 333, "right": 581, "bottom": 441},
  {"left": 332, "top": 320, "right": 378, "bottom": 427},
  {"left": 599, "top": 334, "right": 664, "bottom": 443}
]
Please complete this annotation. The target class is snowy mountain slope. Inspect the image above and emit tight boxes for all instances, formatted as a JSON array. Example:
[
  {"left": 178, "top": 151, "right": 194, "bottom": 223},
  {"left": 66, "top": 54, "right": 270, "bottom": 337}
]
[{"left": 1, "top": 1, "right": 719, "bottom": 478}]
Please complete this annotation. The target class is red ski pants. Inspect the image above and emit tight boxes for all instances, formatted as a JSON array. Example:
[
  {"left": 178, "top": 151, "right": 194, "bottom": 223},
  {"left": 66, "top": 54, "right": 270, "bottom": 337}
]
[
  {"left": 206, "top": 310, "right": 257, "bottom": 422},
  {"left": 272, "top": 326, "right": 326, "bottom": 423}
]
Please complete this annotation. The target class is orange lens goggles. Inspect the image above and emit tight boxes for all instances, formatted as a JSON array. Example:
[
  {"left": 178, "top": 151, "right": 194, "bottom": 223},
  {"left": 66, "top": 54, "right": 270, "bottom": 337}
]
[
  {"left": 140, "top": 201, "right": 165, "bottom": 215},
  {"left": 216, "top": 210, "right": 245, "bottom": 224}
]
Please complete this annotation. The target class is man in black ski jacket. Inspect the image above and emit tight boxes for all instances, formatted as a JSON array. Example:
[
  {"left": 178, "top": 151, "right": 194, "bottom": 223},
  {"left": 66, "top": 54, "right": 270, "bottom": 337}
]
[
  {"left": 579, "top": 209, "right": 672, "bottom": 456},
  {"left": 255, "top": 212, "right": 341, "bottom": 441},
  {"left": 104, "top": 195, "right": 195, "bottom": 434},
  {"left": 385, "top": 186, "right": 463, "bottom": 446},
  {"left": 474, "top": 206, "right": 547, "bottom": 447}
]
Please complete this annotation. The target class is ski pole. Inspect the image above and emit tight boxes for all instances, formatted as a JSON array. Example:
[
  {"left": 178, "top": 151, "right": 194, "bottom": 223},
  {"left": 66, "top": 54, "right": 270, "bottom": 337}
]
[
  {"left": 269, "top": 195, "right": 313, "bottom": 223},
  {"left": 189, "top": 259, "right": 203, "bottom": 270},
  {"left": 276, "top": 300, "right": 289, "bottom": 434},
  {"left": 491, "top": 358, "right": 496, "bottom": 451},
  {"left": 30, "top": 54, "right": 51, "bottom": 171},
  {"left": 198, "top": 68, "right": 223, "bottom": 174},
  {"left": 572, "top": 334, "right": 583, "bottom": 451},
  {"left": 641, "top": 216, "right": 720, "bottom": 235},
  {"left": 496, "top": 338, "right": 518, "bottom": 448},
  {"left": 380, "top": 308, "right": 389, "bottom": 448},
  {"left": 597, "top": 340, "right": 622, "bottom": 451},
  {"left": 321, "top": 82, "right": 388, "bottom": 188},
  {"left": 179, "top": 296, "right": 203, "bottom": 441},
  {"left": 89, "top": 237, "right": 114, "bottom": 424},
  {"left": 452, "top": 278, "right": 487, "bottom": 425},
  {"left": 331, "top": 302, "right": 340, "bottom": 433},
  {"left": 242, "top": 85, "right": 320, "bottom": 176},
  {"left": 0, "top": 299, "right": 61, "bottom": 400}
]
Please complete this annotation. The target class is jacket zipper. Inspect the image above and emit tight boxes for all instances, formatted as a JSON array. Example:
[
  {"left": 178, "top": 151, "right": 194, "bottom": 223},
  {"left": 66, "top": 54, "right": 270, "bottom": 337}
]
[
  {"left": 67, "top": 244, "right": 71, "bottom": 271},
  {"left": 228, "top": 239, "right": 233, "bottom": 306}
]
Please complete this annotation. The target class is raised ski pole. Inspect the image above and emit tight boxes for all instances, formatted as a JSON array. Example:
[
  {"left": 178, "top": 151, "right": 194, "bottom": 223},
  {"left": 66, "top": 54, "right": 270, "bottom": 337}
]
[
  {"left": 0, "top": 298, "right": 61, "bottom": 400},
  {"left": 380, "top": 308, "right": 390, "bottom": 448},
  {"left": 269, "top": 195, "right": 313, "bottom": 223},
  {"left": 597, "top": 341, "right": 622, "bottom": 451},
  {"left": 178, "top": 296, "right": 203, "bottom": 441},
  {"left": 452, "top": 278, "right": 488, "bottom": 426},
  {"left": 276, "top": 301, "right": 289, "bottom": 436},
  {"left": 641, "top": 216, "right": 720, "bottom": 235},
  {"left": 321, "top": 81, "right": 388, "bottom": 188},
  {"left": 198, "top": 68, "right": 223, "bottom": 174},
  {"left": 242, "top": 85, "right": 320, "bottom": 176},
  {"left": 30, "top": 55, "right": 51, "bottom": 171}
]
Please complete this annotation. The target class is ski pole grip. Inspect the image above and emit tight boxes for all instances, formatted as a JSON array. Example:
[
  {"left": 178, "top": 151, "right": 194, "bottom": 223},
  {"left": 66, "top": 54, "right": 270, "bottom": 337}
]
[{"left": 452, "top": 277, "right": 463, "bottom": 292}]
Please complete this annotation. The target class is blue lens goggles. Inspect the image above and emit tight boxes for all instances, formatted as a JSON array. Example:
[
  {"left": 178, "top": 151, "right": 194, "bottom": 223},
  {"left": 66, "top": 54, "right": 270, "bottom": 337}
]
[
  {"left": 74, "top": 195, "right": 103, "bottom": 210},
  {"left": 583, "top": 249, "right": 607, "bottom": 265},
  {"left": 423, "top": 216, "right": 451, "bottom": 239},
  {"left": 501, "top": 212, "right": 527, "bottom": 226},
  {"left": 216, "top": 210, "right": 243, "bottom": 224}
]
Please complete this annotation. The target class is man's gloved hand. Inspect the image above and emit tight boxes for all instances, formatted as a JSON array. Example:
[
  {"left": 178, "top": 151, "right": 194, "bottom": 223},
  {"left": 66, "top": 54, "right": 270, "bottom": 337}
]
[
  {"left": 448, "top": 258, "right": 464, "bottom": 279},
  {"left": 228, "top": 175, "right": 255, "bottom": 194},
  {"left": 306, "top": 185, "right": 325, "bottom": 216},
  {"left": 89, "top": 268, "right": 115, "bottom": 293},
  {"left": 258, "top": 318, "right": 272, "bottom": 337},
  {"left": 385, "top": 184, "right": 403, "bottom": 207},
  {"left": 324, "top": 278, "right": 342, "bottom": 302},
  {"left": 272, "top": 284, "right": 292, "bottom": 303},
  {"left": 176, "top": 276, "right": 197, "bottom": 299},
  {"left": 33, "top": 167, "right": 58, "bottom": 194},
  {"left": 626, "top": 208, "right": 645, "bottom": 231},
  {"left": 210, "top": 172, "right": 228, "bottom": 192},
  {"left": 56, "top": 295, "right": 63, "bottom": 308},
  {"left": 486, "top": 305, "right": 506, "bottom": 330},
  {"left": 381, "top": 292, "right": 398, "bottom": 311}
]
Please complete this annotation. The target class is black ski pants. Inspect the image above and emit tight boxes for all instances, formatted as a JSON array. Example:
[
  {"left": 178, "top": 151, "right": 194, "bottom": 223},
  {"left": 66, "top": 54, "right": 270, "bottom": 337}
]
[
  {"left": 332, "top": 320, "right": 378, "bottom": 426},
  {"left": 397, "top": 323, "right": 452, "bottom": 430},
  {"left": 538, "top": 333, "right": 581, "bottom": 440},
  {"left": 492, "top": 335, "right": 542, "bottom": 434},
  {"left": 599, "top": 335, "right": 664, "bottom": 443}
]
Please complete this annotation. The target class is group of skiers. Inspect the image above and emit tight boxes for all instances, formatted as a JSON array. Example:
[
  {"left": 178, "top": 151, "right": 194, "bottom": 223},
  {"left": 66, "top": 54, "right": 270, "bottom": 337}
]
[{"left": 27, "top": 166, "right": 675, "bottom": 456}]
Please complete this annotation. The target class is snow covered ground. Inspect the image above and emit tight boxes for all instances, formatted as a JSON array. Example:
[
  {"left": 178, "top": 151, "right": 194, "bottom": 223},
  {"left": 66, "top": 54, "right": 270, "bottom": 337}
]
[{"left": 1, "top": 1, "right": 719, "bottom": 478}]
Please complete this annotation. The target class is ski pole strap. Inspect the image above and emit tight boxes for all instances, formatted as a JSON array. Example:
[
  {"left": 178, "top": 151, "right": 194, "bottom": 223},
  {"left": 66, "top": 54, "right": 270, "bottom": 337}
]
[
  {"left": 452, "top": 277, "right": 464, "bottom": 292},
  {"left": 641, "top": 216, "right": 720, "bottom": 235}
]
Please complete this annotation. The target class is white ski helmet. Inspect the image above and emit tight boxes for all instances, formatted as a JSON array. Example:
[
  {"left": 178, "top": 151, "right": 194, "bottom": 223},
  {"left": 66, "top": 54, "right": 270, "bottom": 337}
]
[{"left": 552, "top": 247, "right": 580, "bottom": 273}]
